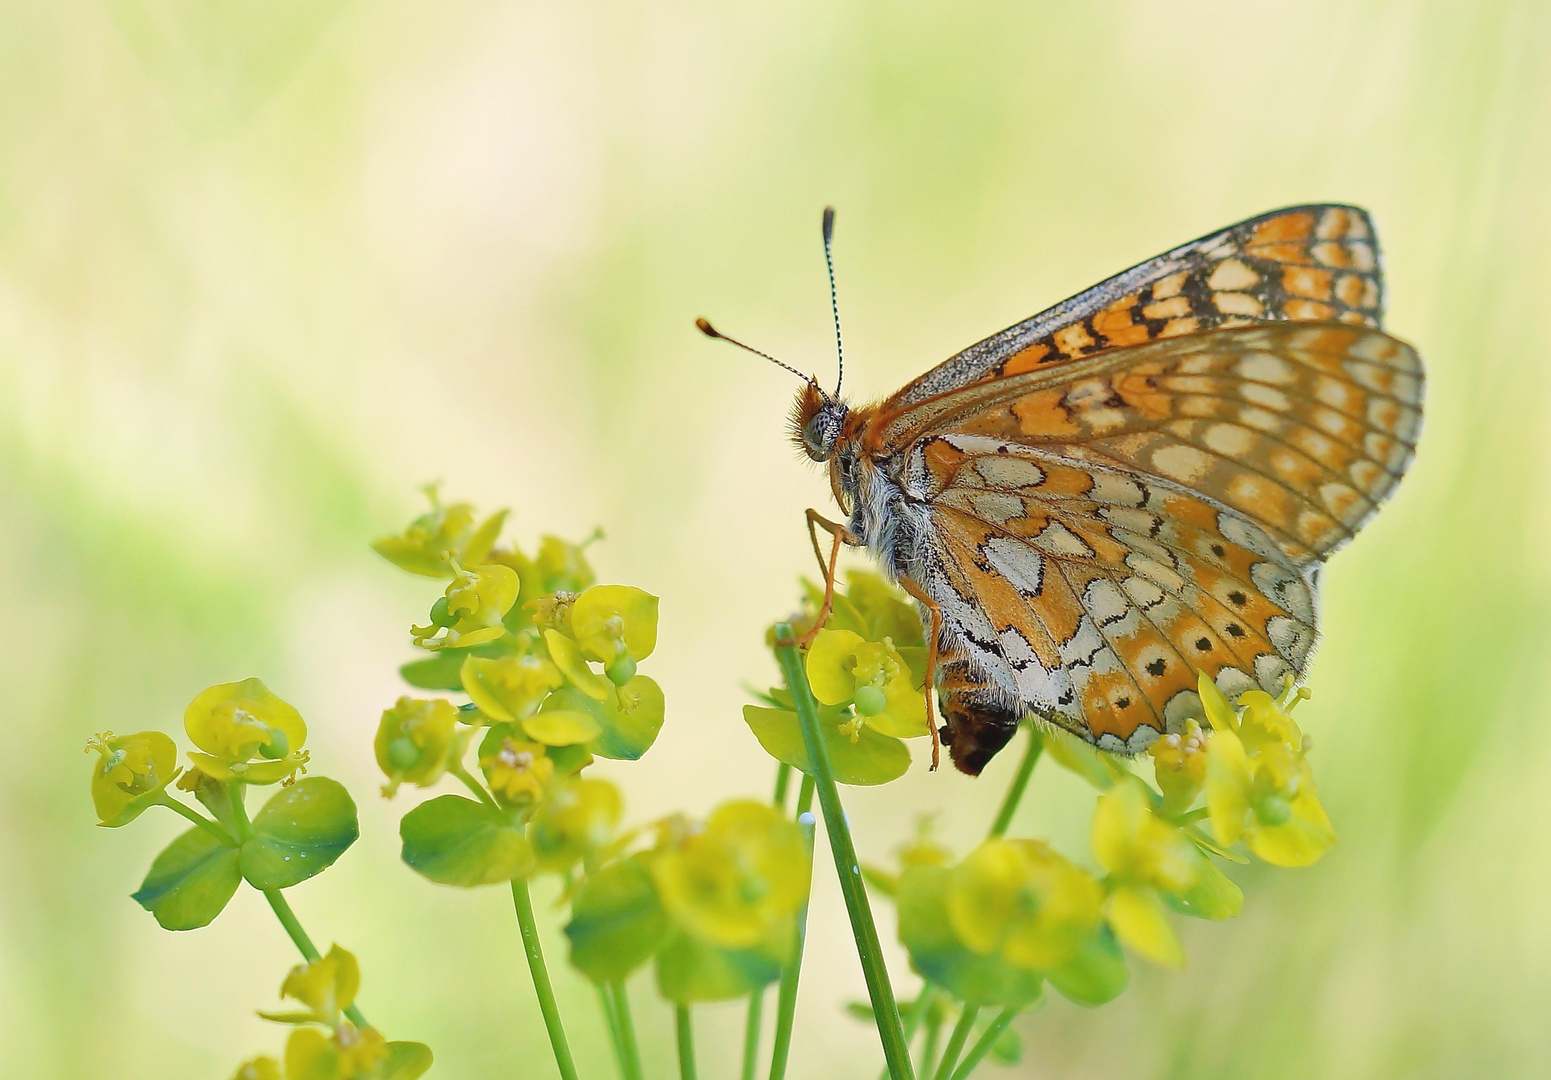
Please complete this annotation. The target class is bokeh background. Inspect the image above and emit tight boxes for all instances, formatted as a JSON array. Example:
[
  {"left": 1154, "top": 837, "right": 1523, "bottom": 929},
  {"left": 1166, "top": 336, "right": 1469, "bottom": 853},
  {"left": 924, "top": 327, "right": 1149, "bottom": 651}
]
[{"left": 2, "top": 1, "right": 1548, "bottom": 1077}]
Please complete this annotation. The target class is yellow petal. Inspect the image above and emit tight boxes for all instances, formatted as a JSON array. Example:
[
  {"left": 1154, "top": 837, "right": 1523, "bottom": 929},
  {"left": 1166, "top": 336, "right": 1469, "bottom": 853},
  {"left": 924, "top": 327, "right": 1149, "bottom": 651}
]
[
  {"left": 572, "top": 585, "right": 659, "bottom": 663},
  {"left": 522, "top": 710, "right": 603, "bottom": 746},
  {"left": 805, "top": 628, "right": 865, "bottom": 706},
  {"left": 1106, "top": 886, "right": 1184, "bottom": 968},
  {"left": 545, "top": 630, "right": 615, "bottom": 701},
  {"left": 1196, "top": 670, "right": 1238, "bottom": 734},
  {"left": 1205, "top": 728, "right": 1252, "bottom": 847}
]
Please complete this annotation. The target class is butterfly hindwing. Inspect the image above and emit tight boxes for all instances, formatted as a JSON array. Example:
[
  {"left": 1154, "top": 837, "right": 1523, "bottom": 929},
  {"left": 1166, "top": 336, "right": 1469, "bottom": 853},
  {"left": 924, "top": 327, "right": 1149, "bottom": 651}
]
[
  {"left": 890, "top": 321, "right": 1419, "bottom": 754},
  {"left": 922, "top": 442, "right": 1319, "bottom": 751}
]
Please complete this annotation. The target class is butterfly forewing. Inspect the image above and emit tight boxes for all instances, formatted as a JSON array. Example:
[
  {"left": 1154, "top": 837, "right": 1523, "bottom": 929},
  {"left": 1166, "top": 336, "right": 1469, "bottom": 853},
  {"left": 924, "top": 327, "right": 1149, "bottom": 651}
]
[{"left": 888, "top": 205, "right": 1384, "bottom": 409}]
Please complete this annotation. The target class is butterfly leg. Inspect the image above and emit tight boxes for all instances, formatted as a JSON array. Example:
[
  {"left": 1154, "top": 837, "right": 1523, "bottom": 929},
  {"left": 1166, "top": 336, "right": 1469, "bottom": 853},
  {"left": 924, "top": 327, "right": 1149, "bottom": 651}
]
[
  {"left": 893, "top": 574, "right": 944, "bottom": 772},
  {"left": 793, "top": 509, "right": 856, "bottom": 649}
]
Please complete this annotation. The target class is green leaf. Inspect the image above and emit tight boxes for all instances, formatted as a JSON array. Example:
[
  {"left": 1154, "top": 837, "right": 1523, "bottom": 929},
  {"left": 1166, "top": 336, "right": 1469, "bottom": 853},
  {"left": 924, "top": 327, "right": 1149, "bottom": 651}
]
[
  {"left": 1163, "top": 854, "right": 1243, "bottom": 920},
  {"left": 742, "top": 705, "right": 911, "bottom": 786},
  {"left": 1045, "top": 926, "right": 1130, "bottom": 1006},
  {"left": 240, "top": 777, "right": 359, "bottom": 890},
  {"left": 400, "top": 794, "right": 535, "bottom": 886},
  {"left": 896, "top": 866, "right": 1042, "bottom": 1008},
  {"left": 565, "top": 856, "right": 672, "bottom": 983},
  {"left": 400, "top": 641, "right": 508, "bottom": 691},
  {"left": 383, "top": 1041, "right": 434, "bottom": 1080},
  {"left": 990, "top": 1023, "right": 1023, "bottom": 1065},
  {"left": 131, "top": 826, "right": 242, "bottom": 930},
  {"left": 654, "top": 929, "right": 785, "bottom": 1003}
]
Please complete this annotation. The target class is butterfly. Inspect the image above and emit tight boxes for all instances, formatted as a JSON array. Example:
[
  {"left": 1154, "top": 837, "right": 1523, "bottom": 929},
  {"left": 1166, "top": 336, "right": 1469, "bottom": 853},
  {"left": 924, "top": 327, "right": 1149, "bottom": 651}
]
[{"left": 703, "top": 205, "right": 1422, "bottom": 776}]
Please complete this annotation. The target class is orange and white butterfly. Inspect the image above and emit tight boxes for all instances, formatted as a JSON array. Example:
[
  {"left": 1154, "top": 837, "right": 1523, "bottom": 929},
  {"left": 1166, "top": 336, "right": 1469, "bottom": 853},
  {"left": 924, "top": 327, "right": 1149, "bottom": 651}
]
[{"left": 706, "top": 205, "right": 1422, "bottom": 775}]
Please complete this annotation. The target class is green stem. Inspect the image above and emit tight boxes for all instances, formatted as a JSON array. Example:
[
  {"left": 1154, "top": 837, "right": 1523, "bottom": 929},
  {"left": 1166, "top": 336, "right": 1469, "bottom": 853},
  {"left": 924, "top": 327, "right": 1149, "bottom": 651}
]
[
  {"left": 741, "top": 763, "right": 792, "bottom": 1080},
  {"left": 511, "top": 879, "right": 579, "bottom": 1080},
  {"left": 774, "top": 626, "right": 914, "bottom": 1080},
  {"left": 596, "top": 984, "right": 627, "bottom": 1079},
  {"left": 741, "top": 990, "right": 765, "bottom": 1080},
  {"left": 610, "top": 982, "right": 644, "bottom": 1080},
  {"left": 264, "top": 888, "right": 369, "bottom": 1028},
  {"left": 773, "top": 761, "right": 793, "bottom": 811},
  {"left": 450, "top": 762, "right": 499, "bottom": 809},
  {"left": 880, "top": 986, "right": 939, "bottom": 1080},
  {"left": 156, "top": 792, "right": 236, "bottom": 846},
  {"left": 948, "top": 1008, "right": 1018, "bottom": 1080},
  {"left": 768, "top": 775, "right": 815, "bottom": 1080},
  {"left": 931, "top": 1006, "right": 980, "bottom": 1080},
  {"left": 227, "top": 780, "right": 255, "bottom": 842},
  {"left": 676, "top": 1005, "right": 698, "bottom": 1080},
  {"left": 987, "top": 726, "right": 1041, "bottom": 838},
  {"left": 918, "top": 1018, "right": 944, "bottom": 1080}
]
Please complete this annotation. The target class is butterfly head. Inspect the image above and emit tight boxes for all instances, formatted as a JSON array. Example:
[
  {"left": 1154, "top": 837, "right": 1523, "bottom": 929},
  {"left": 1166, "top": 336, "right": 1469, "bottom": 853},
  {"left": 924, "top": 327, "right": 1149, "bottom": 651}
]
[{"left": 791, "top": 380, "right": 847, "bottom": 463}]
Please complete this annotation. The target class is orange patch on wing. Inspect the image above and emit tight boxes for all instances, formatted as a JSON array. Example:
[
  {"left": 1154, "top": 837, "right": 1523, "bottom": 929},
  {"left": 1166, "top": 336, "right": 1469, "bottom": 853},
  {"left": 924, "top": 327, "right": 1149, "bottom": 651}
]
[
  {"left": 1284, "top": 299, "right": 1336, "bottom": 320},
  {"left": 1283, "top": 266, "right": 1335, "bottom": 301},
  {"left": 1010, "top": 389, "right": 1082, "bottom": 438},
  {"left": 1251, "top": 211, "right": 1315, "bottom": 245},
  {"left": 1079, "top": 669, "right": 1152, "bottom": 740},
  {"left": 1245, "top": 242, "right": 1313, "bottom": 265},
  {"left": 999, "top": 342, "right": 1051, "bottom": 376}
]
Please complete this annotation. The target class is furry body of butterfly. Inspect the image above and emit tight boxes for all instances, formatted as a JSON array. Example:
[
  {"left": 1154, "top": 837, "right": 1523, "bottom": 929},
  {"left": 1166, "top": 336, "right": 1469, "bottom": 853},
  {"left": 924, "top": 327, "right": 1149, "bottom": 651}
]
[{"left": 791, "top": 205, "right": 1423, "bottom": 775}]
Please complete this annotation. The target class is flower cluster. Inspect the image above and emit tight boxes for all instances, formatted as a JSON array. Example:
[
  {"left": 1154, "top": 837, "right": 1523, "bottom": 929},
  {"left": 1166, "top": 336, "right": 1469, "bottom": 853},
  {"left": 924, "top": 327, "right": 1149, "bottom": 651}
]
[
  {"left": 564, "top": 798, "right": 812, "bottom": 1003},
  {"left": 231, "top": 946, "right": 431, "bottom": 1080},
  {"left": 374, "top": 494, "right": 662, "bottom": 889},
  {"left": 883, "top": 674, "right": 1333, "bottom": 1007},
  {"left": 744, "top": 571, "right": 931, "bottom": 784},
  {"left": 85, "top": 681, "right": 358, "bottom": 933}
]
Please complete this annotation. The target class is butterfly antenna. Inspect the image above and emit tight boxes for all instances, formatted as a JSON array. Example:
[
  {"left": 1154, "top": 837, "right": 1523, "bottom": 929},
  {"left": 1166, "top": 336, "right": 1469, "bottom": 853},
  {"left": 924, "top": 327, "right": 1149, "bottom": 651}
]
[
  {"left": 695, "top": 318, "right": 822, "bottom": 392},
  {"left": 822, "top": 206, "right": 844, "bottom": 397}
]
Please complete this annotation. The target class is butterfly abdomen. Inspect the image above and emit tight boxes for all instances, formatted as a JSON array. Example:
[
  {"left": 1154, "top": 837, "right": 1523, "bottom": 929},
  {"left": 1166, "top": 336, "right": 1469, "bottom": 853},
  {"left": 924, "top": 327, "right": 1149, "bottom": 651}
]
[{"left": 935, "top": 657, "right": 1022, "bottom": 775}]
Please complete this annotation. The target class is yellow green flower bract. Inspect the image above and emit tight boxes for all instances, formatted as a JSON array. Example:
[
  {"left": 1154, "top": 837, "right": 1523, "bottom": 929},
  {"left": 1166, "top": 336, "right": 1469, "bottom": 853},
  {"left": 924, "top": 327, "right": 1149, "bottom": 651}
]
[
  {"left": 184, "top": 678, "right": 310, "bottom": 785},
  {"left": 87, "top": 730, "right": 180, "bottom": 826}
]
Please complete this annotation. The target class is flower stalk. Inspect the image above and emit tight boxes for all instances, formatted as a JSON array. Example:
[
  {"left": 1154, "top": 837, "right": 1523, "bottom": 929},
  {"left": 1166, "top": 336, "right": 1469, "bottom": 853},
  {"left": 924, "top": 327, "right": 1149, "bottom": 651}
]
[
  {"left": 987, "top": 727, "right": 1041, "bottom": 838},
  {"left": 676, "top": 1005, "right": 698, "bottom": 1080},
  {"left": 948, "top": 1008, "right": 1018, "bottom": 1080},
  {"left": 930, "top": 1005, "right": 980, "bottom": 1080},
  {"left": 767, "top": 774, "right": 815, "bottom": 1080},
  {"left": 511, "top": 878, "right": 580, "bottom": 1080},
  {"left": 774, "top": 625, "right": 914, "bottom": 1080}
]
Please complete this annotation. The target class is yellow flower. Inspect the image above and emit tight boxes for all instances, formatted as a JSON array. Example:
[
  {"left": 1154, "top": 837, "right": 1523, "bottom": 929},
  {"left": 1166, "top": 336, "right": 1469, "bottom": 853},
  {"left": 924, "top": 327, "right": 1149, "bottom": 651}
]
[
  {"left": 184, "top": 678, "right": 309, "bottom": 785},
  {"left": 411, "top": 561, "right": 519, "bottom": 651},
  {"left": 530, "top": 778, "right": 624, "bottom": 871},
  {"left": 1198, "top": 671, "right": 1335, "bottom": 867},
  {"left": 480, "top": 735, "right": 556, "bottom": 808},
  {"left": 230, "top": 1056, "right": 282, "bottom": 1080},
  {"left": 1207, "top": 728, "right": 1335, "bottom": 867},
  {"left": 86, "top": 730, "right": 180, "bottom": 826},
  {"left": 651, "top": 800, "right": 812, "bottom": 950},
  {"left": 544, "top": 629, "right": 616, "bottom": 702},
  {"left": 372, "top": 486, "right": 507, "bottom": 578},
  {"left": 1148, "top": 718, "right": 1209, "bottom": 816},
  {"left": 806, "top": 628, "right": 928, "bottom": 740},
  {"left": 570, "top": 585, "right": 659, "bottom": 684},
  {"left": 945, "top": 839, "right": 1102, "bottom": 971},
  {"left": 1091, "top": 781, "right": 1204, "bottom": 967},
  {"left": 461, "top": 654, "right": 562, "bottom": 722},
  {"left": 283, "top": 1024, "right": 389, "bottom": 1080},
  {"left": 373, "top": 697, "right": 461, "bottom": 797},
  {"left": 257, "top": 945, "right": 361, "bottom": 1028},
  {"left": 1197, "top": 670, "right": 1303, "bottom": 752}
]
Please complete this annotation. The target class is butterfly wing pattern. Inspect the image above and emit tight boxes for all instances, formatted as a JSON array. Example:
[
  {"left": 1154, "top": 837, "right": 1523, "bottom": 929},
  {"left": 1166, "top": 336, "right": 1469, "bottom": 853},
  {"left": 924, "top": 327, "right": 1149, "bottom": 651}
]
[{"left": 815, "top": 205, "right": 1422, "bottom": 774}]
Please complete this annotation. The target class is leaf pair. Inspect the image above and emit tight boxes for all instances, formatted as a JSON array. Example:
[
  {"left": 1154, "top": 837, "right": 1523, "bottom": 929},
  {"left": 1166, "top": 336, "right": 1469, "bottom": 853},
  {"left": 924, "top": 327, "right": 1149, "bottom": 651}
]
[{"left": 132, "top": 778, "right": 358, "bottom": 931}]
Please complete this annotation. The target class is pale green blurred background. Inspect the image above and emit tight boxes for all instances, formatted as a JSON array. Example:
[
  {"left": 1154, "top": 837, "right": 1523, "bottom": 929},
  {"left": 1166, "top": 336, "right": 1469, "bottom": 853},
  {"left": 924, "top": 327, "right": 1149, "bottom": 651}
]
[{"left": 2, "top": 1, "right": 1548, "bottom": 1077}]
